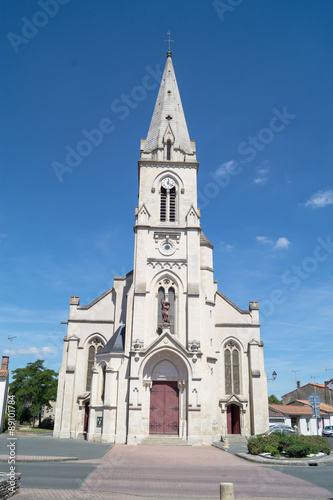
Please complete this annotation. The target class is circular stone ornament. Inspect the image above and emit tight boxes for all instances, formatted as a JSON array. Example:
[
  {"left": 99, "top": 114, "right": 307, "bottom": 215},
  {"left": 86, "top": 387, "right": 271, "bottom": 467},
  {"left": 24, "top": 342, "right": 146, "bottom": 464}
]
[{"left": 159, "top": 240, "right": 175, "bottom": 255}]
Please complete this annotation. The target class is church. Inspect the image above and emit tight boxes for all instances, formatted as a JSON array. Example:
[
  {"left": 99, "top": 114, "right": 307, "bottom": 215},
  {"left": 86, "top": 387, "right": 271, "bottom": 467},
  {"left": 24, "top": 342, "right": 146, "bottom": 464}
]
[{"left": 53, "top": 47, "right": 269, "bottom": 445}]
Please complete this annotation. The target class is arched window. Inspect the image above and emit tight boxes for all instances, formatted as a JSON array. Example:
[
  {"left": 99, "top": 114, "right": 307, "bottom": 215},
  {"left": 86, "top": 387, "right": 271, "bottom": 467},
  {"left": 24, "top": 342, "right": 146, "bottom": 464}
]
[
  {"left": 224, "top": 342, "right": 241, "bottom": 395},
  {"left": 166, "top": 139, "right": 172, "bottom": 160},
  {"left": 86, "top": 346, "right": 95, "bottom": 392},
  {"left": 86, "top": 337, "right": 105, "bottom": 392},
  {"left": 157, "top": 279, "right": 176, "bottom": 334},
  {"left": 101, "top": 364, "right": 106, "bottom": 403},
  {"left": 160, "top": 186, "right": 176, "bottom": 222}
]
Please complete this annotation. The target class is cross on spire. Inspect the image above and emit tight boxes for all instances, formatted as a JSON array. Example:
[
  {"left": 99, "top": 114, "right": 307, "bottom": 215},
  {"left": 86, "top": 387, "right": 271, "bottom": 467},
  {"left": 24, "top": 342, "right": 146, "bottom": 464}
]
[{"left": 165, "top": 31, "right": 174, "bottom": 55}]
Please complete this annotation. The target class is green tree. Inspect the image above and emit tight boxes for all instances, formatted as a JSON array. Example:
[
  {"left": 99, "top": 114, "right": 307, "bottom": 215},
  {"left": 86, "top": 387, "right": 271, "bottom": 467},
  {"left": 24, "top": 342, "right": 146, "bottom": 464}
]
[
  {"left": 268, "top": 394, "right": 282, "bottom": 405},
  {"left": 9, "top": 360, "right": 58, "bottom": 427}
]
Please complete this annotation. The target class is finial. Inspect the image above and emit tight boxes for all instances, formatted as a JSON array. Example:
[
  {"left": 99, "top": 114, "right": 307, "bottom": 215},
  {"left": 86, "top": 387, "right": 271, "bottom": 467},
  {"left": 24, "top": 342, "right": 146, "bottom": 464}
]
[{"left": 164, "top": 30, "right": 174, "bottom": 57}]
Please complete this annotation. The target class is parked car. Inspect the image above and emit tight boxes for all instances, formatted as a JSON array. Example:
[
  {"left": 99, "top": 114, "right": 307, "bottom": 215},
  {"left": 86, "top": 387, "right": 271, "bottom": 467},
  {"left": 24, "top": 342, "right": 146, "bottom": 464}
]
[
  {"left": 267, "top": 424, "right": 296, "bottom": 435},
  {"left": 322, "top": 425, "right": 333, "bottom": 437}
]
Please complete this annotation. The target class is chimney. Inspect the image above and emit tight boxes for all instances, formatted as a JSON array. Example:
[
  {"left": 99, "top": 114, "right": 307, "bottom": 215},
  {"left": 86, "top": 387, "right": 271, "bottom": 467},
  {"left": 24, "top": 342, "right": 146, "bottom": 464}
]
[
  {"left": 1, "top": 356, "right": 9, "bottom": 371},
  {"left": 297, "top": 380, "right": 301, "bottom": 389}
]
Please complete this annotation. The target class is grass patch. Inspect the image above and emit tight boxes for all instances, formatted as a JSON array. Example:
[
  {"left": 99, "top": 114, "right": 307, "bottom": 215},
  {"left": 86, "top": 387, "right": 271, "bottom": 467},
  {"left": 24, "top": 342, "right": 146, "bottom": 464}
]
[{"left": 16, "top": 427, "right": 52, "bottom": 434}]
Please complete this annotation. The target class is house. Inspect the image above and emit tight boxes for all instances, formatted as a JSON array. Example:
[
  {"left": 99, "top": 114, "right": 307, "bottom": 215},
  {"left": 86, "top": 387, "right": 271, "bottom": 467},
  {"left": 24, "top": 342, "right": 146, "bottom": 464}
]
[
  {"left": 269, "top": 400, "right": 333, "bottom": 435},
  {"left": 53, "top": 48, "right": 269, "bottom": 445},
  {"left": 282, "top": 381, "right": 333, "bottom": 406},
  {"left": 0, "top": 356, "right": 9, "bottom": 433}
]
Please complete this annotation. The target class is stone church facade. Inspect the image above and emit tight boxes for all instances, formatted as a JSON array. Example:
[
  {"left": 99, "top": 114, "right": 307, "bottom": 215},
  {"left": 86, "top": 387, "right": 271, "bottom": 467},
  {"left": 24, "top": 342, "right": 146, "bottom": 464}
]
[{"left": 53, "top": 50, "right": 269, "bottom": 445}]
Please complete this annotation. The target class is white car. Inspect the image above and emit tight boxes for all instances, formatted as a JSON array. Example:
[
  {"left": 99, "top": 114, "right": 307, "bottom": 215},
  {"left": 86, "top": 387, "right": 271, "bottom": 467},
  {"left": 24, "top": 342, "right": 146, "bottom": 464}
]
[
  {"left": 267, "top": 424, "right": 296, "bottom": 435},
  {"left": 322, "top": 425, "right": 333, "bottom": 437}
]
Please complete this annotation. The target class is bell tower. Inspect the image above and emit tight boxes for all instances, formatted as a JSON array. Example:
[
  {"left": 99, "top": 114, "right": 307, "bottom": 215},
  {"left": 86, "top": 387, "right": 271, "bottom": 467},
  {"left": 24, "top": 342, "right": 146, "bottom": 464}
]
[{"left": 131, "top": 47, "right": 203, "bottom": 351}]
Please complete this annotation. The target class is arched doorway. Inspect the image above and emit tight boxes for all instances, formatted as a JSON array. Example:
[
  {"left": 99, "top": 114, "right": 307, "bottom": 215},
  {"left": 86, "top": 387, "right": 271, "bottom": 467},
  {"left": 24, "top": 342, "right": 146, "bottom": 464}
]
[
  {"left": 227, "top": 404, "right": 240, "bottom": 434},
  {"left": 142, "top": 353, "right": 189, "bottom": 438},
  {"left": 149, "top": 380, "right": 179, "bottom": 435}
]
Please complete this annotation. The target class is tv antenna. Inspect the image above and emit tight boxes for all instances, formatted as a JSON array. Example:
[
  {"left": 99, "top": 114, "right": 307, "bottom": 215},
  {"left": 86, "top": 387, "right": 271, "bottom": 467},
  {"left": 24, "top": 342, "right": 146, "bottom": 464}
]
[
  {"left": 291, "top": 369, "right": 300, "bottom": 387},
  {"left": 8, "top": 336, "right": 17, "bottom": 357}
]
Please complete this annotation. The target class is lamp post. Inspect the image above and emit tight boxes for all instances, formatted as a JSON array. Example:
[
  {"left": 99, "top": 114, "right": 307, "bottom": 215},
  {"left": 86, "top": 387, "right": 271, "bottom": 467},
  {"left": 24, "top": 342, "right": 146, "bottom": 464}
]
[{"left": 267, "top": 371, "right": 277, "bottom": 382}]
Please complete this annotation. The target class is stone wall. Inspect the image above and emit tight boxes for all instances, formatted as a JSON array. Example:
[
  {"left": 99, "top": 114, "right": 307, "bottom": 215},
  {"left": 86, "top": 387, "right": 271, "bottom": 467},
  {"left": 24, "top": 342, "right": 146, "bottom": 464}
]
[{"left": 0, "top": 473, "right": 21, "bottom": 499}]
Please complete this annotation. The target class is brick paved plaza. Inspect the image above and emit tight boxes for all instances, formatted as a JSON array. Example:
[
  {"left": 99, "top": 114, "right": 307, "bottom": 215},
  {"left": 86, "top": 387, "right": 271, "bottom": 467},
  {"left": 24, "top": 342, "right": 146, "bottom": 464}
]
[{"left": 13, "top": 444, "right": 333, "bottom": 499}]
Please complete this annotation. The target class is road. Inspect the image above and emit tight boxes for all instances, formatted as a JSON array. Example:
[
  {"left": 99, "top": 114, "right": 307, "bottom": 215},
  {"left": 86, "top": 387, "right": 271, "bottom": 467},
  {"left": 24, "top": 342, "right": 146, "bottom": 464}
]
[
  {"left": 222, "top": 436, "right": 333, "bottom": 494},
  {"left": 16, "top": 462, "right": 100, "bottom": 490},
  {"left": 270, "top": 463, "right": 333, "bottom": 494}
]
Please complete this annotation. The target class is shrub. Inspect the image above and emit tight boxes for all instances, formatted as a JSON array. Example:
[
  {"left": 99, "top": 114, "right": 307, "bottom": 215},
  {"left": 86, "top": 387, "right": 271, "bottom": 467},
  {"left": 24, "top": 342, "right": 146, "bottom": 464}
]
[
  {"left": 247, "top": 433, "right": 331, "bottom": 457},
  {"left": 265, "top": 445, "right": 280, "bottom": 457},
  {"left": 300, "top": 435, "right": 331, "bottom": 455},
  {"left": 3, "top": 413, "right": 8, "bottom": 431},
  {"left": 248, "top": 433, "right": 281, "bottom": 455},
  {"left": 39, "top": 417, "right": 54, "bottom": 430}
]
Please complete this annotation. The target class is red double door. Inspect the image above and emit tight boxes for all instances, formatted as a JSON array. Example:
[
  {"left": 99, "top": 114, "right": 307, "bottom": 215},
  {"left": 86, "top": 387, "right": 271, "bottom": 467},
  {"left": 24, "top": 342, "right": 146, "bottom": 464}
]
[{"left": 149, "top": 381, "right": 179, "bottom": 435}]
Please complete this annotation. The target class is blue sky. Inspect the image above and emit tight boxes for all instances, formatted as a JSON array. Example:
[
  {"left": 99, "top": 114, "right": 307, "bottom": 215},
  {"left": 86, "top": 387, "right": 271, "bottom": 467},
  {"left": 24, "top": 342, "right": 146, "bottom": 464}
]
[{"left": 1, "top": 0, "right": 332, "bottom": 398}]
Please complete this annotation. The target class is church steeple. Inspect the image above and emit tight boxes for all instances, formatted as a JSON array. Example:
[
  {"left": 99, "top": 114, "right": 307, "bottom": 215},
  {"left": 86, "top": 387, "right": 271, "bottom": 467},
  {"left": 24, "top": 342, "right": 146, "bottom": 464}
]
[{"left": 141, "top": 50, "right": 196, "bottom": 162}]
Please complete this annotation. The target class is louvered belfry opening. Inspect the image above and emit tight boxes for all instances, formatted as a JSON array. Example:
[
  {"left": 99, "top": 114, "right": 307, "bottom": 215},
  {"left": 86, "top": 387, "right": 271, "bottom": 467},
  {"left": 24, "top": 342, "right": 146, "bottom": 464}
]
[
  {"left": 169, "top": 187, "right": 176, "bottom": 221},
  {"left": 160, "top": 186, "right": 176, "bottom": 222},
  {"left": 160, "top": 187, "right": 167, "bottom": 221}
]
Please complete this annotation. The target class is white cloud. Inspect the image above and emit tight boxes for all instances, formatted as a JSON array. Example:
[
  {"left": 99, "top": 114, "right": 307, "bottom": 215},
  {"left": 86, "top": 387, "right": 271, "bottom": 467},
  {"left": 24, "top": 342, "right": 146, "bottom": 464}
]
[
  {"left": 253, "top": 177, "right": 268, "bottom": 185},
  {"left": 218, "top": 241, "right": 233, "bottom": 252},
  {"left": 215, "top": 160, "right": 238, "bottom": 177},
  {"left": 256, "top": 236, "right": 274, "bottom": 245},
  {"left": 303, "top": 190, "right": 333, "bottom": 209},
  {"left": 256, "top": 236, "right": 291, "bottom": 249},
  {"left": 274, "top": 237, "right": 291, "bottom": 249},
  {"left": 2, "top": 346, "right": 58, "bottom": 356},
  {"left": 252, "top": 163, "right": 271, "bottom": 186}
]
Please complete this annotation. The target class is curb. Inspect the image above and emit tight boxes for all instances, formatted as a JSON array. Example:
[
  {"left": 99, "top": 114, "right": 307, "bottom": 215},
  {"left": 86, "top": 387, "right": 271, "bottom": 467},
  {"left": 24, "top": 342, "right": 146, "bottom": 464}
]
[
  {"left": 0, "top": 455, "right": 78, "bottom": 462},
  {"left": 235, "top": 451, "right": 333, "bottom": 466}
]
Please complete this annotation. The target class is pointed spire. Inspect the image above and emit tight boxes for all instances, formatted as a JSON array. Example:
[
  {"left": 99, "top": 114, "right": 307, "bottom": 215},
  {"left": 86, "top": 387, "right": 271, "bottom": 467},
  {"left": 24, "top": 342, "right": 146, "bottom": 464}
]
[{"left": 142, "top": 49, "right": 196, "bottom": 161}]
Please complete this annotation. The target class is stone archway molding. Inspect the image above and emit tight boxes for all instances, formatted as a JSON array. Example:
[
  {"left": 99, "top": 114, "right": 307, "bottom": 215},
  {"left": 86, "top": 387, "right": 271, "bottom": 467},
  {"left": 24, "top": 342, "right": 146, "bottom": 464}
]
[{"left": 219, "top": 394, "right": 248, "bottom": 437}]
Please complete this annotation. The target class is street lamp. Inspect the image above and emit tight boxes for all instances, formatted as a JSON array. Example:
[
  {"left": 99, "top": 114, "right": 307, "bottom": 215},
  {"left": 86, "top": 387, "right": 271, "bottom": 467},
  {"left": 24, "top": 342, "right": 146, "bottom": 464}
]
[{"left": 268, "top": 371, "right": 277, "bottom": 382}]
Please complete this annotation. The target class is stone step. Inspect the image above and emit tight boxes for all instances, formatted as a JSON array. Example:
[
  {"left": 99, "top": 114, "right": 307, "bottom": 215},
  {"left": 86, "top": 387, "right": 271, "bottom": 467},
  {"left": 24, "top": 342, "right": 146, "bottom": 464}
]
[
  {"left": 140, "top": 436, "right": 189, "bottom": 446},
  {"left": 223, "top": 435, "right": 248, "bottom": 443}
]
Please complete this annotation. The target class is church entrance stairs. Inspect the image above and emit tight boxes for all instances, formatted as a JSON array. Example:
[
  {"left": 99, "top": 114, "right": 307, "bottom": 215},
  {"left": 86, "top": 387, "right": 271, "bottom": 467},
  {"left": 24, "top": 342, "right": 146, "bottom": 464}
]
[{"left": 140, "top": 435, "right": 188, "bottom": 445}]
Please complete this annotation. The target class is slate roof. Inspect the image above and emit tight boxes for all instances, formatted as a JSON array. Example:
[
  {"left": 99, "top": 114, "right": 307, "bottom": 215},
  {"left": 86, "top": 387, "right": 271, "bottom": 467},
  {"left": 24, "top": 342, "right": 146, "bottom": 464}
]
[
  {"left": 98, "top": 325, "right": 125, "bottom": 354},
  {"left": 200, "top": 232, "right": 214, "bottom": 249},
  {"left": 143, "top": 53, "right": 194, "bottom": 155}
]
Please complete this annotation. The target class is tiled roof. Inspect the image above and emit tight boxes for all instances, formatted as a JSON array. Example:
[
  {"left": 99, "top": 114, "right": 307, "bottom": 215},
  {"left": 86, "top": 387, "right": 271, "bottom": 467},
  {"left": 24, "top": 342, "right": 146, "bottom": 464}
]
[
  {"left": 269, "top": 404, "right": 326, "bottom": 416},
  {"left": 295, "top": 400, "right": 333, "bottom": 413},
  {"left": 282, "top": 382, "right": 327, "bottom": 397},
  {"left": 144, "top": 54, "right": 194, "bottom": 155}
]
